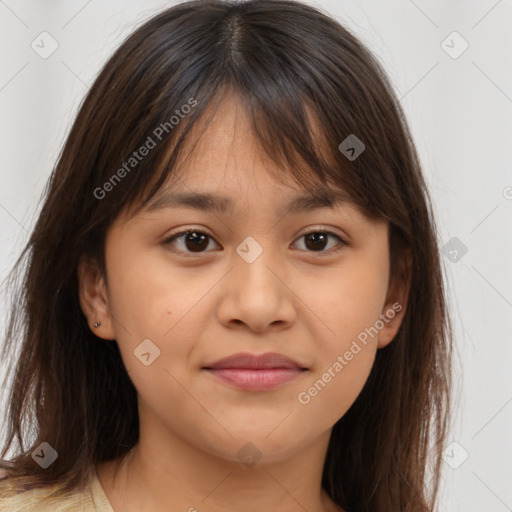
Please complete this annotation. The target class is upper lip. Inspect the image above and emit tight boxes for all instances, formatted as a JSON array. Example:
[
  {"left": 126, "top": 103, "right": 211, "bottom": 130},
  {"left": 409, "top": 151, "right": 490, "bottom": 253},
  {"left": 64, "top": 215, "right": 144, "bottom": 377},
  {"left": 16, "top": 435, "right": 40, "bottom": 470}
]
[{"left": 203, "top": 352, "right": 307, "bottom": 370}]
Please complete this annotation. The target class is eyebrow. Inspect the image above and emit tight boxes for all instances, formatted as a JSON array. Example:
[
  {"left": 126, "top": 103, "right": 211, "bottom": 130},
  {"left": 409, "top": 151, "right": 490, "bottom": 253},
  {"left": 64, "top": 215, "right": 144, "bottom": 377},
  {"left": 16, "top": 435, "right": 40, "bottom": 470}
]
[{"left": 144, "top": 189, "right": 353, "bottom": 216}]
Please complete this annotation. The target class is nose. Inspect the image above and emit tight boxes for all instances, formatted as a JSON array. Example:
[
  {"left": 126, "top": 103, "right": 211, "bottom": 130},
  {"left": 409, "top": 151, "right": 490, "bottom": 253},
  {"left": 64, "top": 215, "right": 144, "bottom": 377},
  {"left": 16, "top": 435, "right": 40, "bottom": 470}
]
[{"left": 216, "top": 247, "right": 297, "bottom": 333}]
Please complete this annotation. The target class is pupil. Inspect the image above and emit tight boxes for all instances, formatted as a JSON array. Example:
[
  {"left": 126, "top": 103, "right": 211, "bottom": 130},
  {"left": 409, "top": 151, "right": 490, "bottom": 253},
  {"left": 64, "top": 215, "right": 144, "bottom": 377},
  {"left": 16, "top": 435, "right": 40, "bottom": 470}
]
[
  {"left": 186, "top": 232, "right": 208, "bottom": 252},
  {"left": 305, "top": 233, "right": 327, "bottom": 251},
  {"left": 182, "top": 232, "right": 328, "bottom": 252}
]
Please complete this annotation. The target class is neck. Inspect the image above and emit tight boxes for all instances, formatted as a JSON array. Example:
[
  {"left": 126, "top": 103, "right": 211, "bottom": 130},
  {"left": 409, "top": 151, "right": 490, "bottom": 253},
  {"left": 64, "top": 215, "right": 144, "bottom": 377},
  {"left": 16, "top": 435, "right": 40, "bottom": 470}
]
[{"left": 97, "top": 426, "right": 343, "bottom": 512}]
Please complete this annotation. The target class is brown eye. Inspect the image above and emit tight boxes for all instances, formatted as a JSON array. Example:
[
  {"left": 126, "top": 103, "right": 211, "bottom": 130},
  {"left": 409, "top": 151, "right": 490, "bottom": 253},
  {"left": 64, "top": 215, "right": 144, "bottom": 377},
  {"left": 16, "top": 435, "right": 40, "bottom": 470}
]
[
  {"left": 163, "top": 229, "right": 220, "bottom": 255},
  {"left": 183, "top": 231, "right": 209, "bottom": 252},
  {"left": 163, "top": 228, "right": 347, "bottom": 257},
  {"left": 294, "top": 231, "right": 347, "bottom": 254},
  {"left": 304, "top": 232, "right": 328, "bottom": 251}
]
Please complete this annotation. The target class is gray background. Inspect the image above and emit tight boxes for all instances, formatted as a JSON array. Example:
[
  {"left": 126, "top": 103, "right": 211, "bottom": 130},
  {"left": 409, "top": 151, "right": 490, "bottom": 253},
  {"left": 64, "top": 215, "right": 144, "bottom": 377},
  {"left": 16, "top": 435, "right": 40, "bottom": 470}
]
[{"left": 1, "top": 1, "right": 511, "bottom": 510}]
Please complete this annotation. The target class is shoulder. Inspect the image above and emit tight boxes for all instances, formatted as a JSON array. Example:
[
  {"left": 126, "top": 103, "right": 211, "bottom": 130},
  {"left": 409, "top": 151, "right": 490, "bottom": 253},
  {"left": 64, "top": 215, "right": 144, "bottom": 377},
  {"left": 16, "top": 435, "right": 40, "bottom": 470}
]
[
  {"left": 0, "top": 468, "right": 113, "bottom": 512},
  {"left": 0, "top": 484, "right": 89, "bottom": 512}
]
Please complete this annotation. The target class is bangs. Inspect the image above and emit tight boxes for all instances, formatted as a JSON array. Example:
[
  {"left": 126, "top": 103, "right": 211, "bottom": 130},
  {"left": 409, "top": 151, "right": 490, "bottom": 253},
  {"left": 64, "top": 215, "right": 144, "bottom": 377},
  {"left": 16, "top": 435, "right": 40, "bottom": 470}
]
[
  {"left": 78, "top": 0, "right": 411, "bottom": 272},
  {"left": 86, "top": 1, "right": 405, "bottom": 228},
  {"left": 124, "top": 84, "right": 366, "bottom": 221}
]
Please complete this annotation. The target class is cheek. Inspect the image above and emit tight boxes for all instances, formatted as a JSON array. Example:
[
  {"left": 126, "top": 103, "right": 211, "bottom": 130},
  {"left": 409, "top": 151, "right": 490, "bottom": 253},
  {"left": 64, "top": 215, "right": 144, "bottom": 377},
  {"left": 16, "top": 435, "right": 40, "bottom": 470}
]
[
  {"left": 105, "top": 239, "right": 215, "bottom": 339},
  {"left": 104, "top": 253, "right": 225, "bottom": 400},
  {"left": 305, "top": 253, "right": 388, "bottom": 350},
  {"left": 293, "top": 256, "right": 386, "bottom": 425},
  {"left": 296, "top": 345, "right": 376, "bottom": 430}
]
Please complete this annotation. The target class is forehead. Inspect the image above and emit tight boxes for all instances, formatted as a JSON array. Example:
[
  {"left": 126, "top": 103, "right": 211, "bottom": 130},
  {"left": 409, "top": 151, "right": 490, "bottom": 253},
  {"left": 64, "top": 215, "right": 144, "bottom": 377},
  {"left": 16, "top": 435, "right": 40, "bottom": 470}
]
[
  {"left": 124, "top": 93, "right": 373, "bottom": 224},
  {"left": 143, "top": 186, "right": 357, "bottom": 219},
  {"left": 152, "top": 94, "right": 345, "bottom": 193},
  {"left": 164, "top": 91, "right": 335, "bottom": 182}
]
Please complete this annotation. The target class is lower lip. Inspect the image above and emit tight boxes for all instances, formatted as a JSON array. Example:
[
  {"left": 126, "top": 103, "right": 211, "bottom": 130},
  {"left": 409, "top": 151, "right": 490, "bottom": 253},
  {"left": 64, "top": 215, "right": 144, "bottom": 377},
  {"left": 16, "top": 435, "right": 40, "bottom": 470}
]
[{"left": 204, "top": 368, "right": 304, "bottom": 391}]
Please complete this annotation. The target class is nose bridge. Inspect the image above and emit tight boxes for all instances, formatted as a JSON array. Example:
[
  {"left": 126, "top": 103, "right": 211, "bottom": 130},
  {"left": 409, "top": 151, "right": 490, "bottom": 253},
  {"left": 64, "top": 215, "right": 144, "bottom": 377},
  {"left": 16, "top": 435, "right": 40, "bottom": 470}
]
[
  {"left": 216, "top": 234, "right": 295, "bottom": 331},
  {"left": 233, "top": 233, "right": 282, "bottom": 297}
]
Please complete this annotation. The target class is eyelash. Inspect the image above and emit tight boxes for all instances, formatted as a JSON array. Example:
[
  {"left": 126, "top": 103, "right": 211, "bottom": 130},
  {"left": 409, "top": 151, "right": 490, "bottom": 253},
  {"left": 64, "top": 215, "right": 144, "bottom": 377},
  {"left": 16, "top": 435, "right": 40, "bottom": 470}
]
[{"left": 162, "top": 226, "right": 348, "bottom": 258}]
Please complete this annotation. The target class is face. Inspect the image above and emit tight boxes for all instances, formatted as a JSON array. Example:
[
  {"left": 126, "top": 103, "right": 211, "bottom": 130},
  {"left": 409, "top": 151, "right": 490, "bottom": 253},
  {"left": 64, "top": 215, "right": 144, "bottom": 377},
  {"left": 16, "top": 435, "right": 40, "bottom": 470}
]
[{"left": 79, "top": 95, "right": 407, "bottom": 466}]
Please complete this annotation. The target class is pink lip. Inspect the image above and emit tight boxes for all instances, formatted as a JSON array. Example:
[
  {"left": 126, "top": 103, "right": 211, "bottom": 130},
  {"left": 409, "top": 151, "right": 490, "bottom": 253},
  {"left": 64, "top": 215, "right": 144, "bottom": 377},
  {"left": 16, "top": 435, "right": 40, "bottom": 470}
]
[
  {"left": 205, "top": 368, "right": 303, "bottom": 391},
  {"left": 203, "top": 352, "right": 308, "bottom": 391}
]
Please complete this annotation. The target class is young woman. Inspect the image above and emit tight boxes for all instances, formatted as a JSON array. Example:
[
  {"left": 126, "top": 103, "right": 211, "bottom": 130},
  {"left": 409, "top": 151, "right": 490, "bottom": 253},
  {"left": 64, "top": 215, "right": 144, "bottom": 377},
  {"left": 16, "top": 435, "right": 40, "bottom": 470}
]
[{"left": 0, "top": 1, "right": 453, "bottom": 510}]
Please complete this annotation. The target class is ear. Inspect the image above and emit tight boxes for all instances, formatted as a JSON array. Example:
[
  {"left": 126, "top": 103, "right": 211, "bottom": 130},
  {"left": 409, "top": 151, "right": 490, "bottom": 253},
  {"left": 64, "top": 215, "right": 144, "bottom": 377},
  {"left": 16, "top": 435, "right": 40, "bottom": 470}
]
[
  {"left": 77, "top": 254, "right": 116, "bottom": 340},
  {"left": 377, "top": 247, "right": 412, "bottom": 349}
]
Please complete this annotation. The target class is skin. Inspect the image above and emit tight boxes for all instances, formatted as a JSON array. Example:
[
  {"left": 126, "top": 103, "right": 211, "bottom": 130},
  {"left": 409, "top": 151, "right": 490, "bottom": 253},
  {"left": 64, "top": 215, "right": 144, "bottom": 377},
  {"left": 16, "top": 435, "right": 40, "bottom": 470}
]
[{"left": 78, "top": 95, "right": 410, "bottom": 512}]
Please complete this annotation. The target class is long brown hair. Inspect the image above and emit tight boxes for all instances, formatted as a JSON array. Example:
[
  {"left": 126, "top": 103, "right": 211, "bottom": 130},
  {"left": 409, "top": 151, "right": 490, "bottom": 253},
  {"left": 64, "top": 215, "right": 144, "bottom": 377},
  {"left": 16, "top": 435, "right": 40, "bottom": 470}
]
[{"left": 0, "top": 1, "right": 453, "bottom": 510}]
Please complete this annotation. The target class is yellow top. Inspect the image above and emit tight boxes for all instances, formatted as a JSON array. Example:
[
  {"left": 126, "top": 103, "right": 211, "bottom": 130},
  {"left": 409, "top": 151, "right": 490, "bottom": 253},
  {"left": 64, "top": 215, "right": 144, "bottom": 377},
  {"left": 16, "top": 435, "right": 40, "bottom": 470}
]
[{"left": 0, "top": 466, "right": 115, "bottom": 512}]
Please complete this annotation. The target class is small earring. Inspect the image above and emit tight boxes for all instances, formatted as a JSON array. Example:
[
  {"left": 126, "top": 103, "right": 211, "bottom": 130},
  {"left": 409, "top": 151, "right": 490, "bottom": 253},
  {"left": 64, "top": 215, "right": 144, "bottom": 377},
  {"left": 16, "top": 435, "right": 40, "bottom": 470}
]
[{"left": 94, "top": 321, "right": 101, "bottom": 328}]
